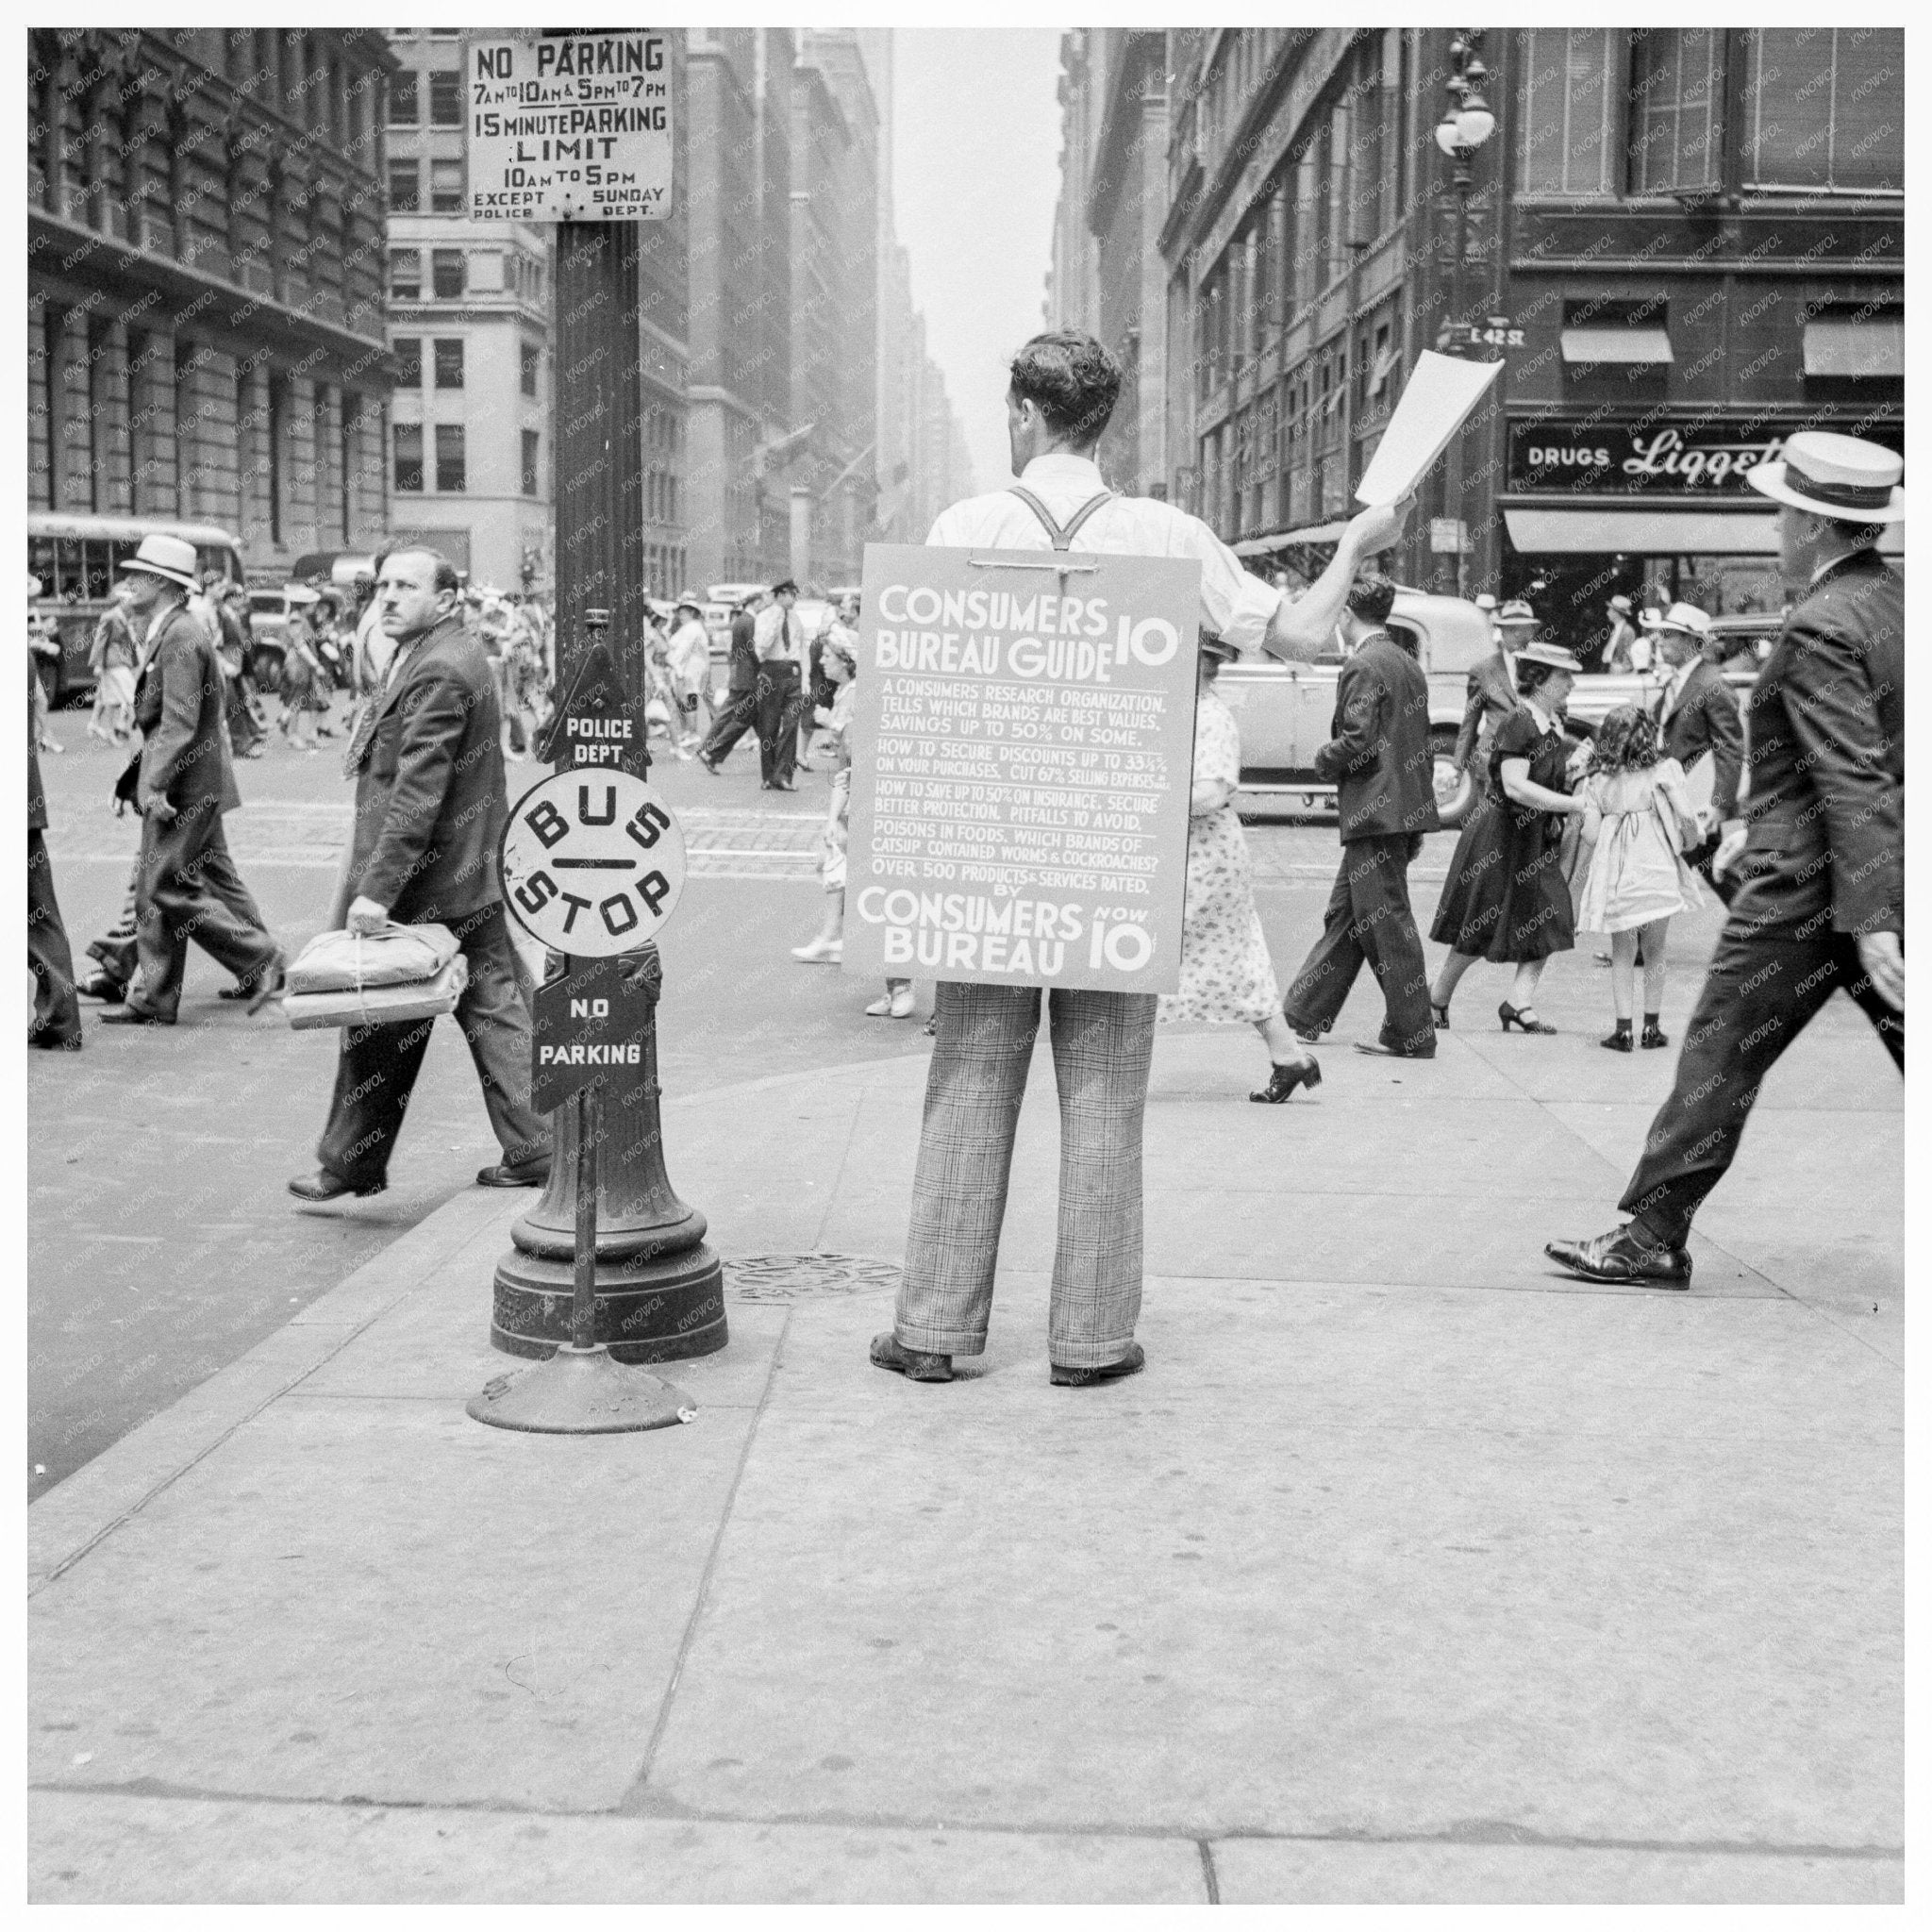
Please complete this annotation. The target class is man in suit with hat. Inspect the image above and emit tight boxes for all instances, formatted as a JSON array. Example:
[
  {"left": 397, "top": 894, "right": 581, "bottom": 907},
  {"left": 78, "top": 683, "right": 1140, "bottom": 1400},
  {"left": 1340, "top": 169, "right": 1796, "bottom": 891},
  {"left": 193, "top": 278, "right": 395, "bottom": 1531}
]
[
  {"left": 289, "top": 547, "right": 551, "bottom": 1202},
  {"left": 1645, "top": 600, "right": 1744, "bottom": 897},
  {"left": 1281, "top": 572, "right": 1441, "bottom": 1058},
  {"left": 1454, "top": 596, "right": 1539, "bottom": 792},
  {"left": 100, "top": 534, "right": 284, "bottom": 1026},
  {"left": 1549, "top": 431, "right": 1905, "bottom": 1286}
]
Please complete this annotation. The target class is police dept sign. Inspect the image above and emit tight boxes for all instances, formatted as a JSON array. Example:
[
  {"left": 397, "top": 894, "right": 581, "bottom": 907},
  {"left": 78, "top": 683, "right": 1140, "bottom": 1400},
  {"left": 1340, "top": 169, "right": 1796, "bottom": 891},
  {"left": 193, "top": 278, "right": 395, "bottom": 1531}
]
[
  {"left": 499, "top": 770, "right": 685, "bottom": 958},
  {"left": 468, "top": 31, "right": 672, "bottom": 223}
]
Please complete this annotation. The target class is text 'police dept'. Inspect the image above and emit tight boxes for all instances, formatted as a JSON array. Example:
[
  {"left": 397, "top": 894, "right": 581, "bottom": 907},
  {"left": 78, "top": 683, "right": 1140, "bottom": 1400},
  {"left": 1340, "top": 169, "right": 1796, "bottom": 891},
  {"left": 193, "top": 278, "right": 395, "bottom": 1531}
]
[{"left": 873, "top": 583, "right": 1181, "bottom": 683}]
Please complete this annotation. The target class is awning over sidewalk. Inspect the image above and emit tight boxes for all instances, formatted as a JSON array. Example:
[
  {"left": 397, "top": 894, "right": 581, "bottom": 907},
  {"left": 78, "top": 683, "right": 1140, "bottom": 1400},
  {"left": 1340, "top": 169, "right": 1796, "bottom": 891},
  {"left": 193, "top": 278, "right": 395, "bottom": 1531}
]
[
  {"left": 1803, "top": 317, "right": 1905, "bottom": 378},
  {"left": 1560, "top": 326, "right": 1674, "bottom": 365},
  {"left": 1233, "top": 520, "right": 1346, "bottom": 557},
  {"left": 1504, "top": 506, "right": 1904, "bottom": 556}
]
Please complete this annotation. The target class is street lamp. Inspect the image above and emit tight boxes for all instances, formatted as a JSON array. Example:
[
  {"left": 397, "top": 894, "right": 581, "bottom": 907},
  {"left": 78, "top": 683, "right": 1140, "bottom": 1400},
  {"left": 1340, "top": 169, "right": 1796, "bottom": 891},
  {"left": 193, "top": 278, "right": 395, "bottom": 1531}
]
[{"left": 1436, "top": 31, "right": 1499, "bottom": 595}]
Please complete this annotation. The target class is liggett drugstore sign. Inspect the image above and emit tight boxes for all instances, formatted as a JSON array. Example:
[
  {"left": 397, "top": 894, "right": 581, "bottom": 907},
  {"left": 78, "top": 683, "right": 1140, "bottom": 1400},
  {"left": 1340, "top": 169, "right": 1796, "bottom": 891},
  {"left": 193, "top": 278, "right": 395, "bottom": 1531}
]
[{"left": 1507, "top": 418, "right": 1903, "bottom": 495}]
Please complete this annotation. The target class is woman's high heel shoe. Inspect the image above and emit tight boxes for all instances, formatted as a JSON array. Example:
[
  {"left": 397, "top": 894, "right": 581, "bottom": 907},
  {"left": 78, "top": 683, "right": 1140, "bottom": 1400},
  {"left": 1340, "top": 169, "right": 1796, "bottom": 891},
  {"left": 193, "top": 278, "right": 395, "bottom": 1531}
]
[
  {"left": 1498, "top": 1002, "right": 1557, "bottom": 1035},
  {"left": 1251, "top": 1056, "right": 1322, "bottom": 1104},
  {"left": 1430, "top": 1000, "right": 1451, "bottom": 1029}
]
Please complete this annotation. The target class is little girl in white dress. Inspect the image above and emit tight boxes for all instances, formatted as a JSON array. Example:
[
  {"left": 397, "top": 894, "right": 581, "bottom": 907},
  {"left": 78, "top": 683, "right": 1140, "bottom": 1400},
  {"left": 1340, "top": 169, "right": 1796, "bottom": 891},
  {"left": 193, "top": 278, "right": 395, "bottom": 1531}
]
[{"left": 1572, "top": 705, "right": 1705, "bottom": 1052}]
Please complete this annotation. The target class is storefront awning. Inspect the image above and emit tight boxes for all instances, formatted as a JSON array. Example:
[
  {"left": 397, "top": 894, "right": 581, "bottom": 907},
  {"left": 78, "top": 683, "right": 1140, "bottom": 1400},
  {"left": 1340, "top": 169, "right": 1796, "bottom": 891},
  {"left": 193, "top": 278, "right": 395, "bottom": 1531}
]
[
  {"left": 1560, "top": 327, "right": 1674, "bottom": 365},
  {"left": 1233, "top": 521, "right": 1346, "bottom": 557},
  {"left": 1803, "top": 318, "right": 1905, "bottom": 378},
  {"left": 1504, "top": 506, "right": 1902, "bottom": 556}
]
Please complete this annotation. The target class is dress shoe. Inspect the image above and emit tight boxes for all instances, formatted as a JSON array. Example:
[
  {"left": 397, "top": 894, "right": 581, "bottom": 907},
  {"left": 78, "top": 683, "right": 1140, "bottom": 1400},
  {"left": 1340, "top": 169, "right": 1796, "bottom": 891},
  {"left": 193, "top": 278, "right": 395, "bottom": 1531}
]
[
  {"left": 870, "top": 1332, "right": 953, "bottom": 1382},
  {"left": 1251, "top": 1057, "right": 1320, "bottom": 1103},
  {"left": 1545, "top": 1224, "right": 1691, "bottom": 1289},
  {"left": 476, "top": 1160, "right": 550, "bottom": 1188},
  {"left": 1353, "top": 1038, "right": 1435, "bottom": 1059},
  {"left": 1601, "top": 1027, "right": 1634, "bottom": 1052},
  {"left": 29, "top": 1029, "right": 82, "bottom": 1051},
  {"left": 100, "top": 1004, "right": 172, "bottom": 1026},
  {"left": 245, "top": 950, "right": 287, "bottom": 1015},
  {"left": 1641, "top": 1024, "right": 1670, "bottom": 1050},
  {"left": 791, "top": 937, "right": 842, "bottom": 964},
  {"left": 289, "top": 1170, "right": 386, "bottom": 1202},
  {"left": 1051, "top": 1341, "right": 1146, "bottom": 1388},
  {"left": 1498, "top": 1002, "right": 1557, "bottom": 1035},
  {"left": 76, "top": 971, "right": 127, "bottom": 1003}
]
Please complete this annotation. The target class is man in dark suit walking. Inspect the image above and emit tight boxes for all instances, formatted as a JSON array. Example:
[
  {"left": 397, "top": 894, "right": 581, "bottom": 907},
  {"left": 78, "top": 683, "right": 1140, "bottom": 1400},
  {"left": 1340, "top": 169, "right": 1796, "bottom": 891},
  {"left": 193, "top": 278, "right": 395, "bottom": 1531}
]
[
  {"left": 290, "top": 548, "right": 551, "bottom": 1202},
  {"left": 697, "top": 593, "right": 762, "bottom": 771},
  {"left": 1282, "top": 574, "right": 1442, "bottom": 1058},
  {"left": 100, "top": 536, "right": 283, "bottom": 1027},
  {"left": 1549, "top": 432, "right": 1904, "bottom": 1286},
  {"left": 1645, "top": 601, "right": 1744, "bottom": 899}
]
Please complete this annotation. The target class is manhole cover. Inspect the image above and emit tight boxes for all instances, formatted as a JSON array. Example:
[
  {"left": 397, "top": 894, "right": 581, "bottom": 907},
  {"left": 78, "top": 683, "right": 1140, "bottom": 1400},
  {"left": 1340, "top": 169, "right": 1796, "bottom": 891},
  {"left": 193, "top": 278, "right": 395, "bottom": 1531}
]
[{"left": 724, "top": 1254, "right": 902, "bottom": 1302}]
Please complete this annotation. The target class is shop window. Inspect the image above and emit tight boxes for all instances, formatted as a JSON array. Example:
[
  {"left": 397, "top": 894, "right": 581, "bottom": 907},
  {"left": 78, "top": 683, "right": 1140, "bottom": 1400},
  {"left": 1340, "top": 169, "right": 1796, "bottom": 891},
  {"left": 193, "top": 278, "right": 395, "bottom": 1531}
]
[
  {"left": 393, "top": 422, "right": 423, "bottom": 491},
  {"left": 390, "top": 248, "right": 422, "bottom": 300},
  {"left": 435, "top": 423, "right": 465, "bottom": 492},
  {"left": 523, "top": 430, "right": 541, "bottom": 497},
  {"left": 389, "top": 71, "right": 418, "bottom": 125},
  {"left": 521, "top": 341, "right": 540, "bottom": 396},
  {"left": 394, "top": 337, "right": 422, "bottom": 388},
  {"left": 432, "top": 339, "right": 464, "bottom": 389},
  {"left": 1628, "top": 29, "right": 1724, "bottom": 194},
  {"left": 429, "top": 159, "right": 465, "bottom": 213},
  {"left": 1742, "top": 28, "right": 1903, "bottom": 192},
  {"left": 431, "top": 249, "right": 464, "bottom": 298},
  {"left": 1515, "top": 29, "right": 1618, "bottom": 195},
  {"left": 387, "top": 161, "right": 420, "bottom": 212},
  {"left": 429, "top": 72, "right": 463, "bottom": 126}
]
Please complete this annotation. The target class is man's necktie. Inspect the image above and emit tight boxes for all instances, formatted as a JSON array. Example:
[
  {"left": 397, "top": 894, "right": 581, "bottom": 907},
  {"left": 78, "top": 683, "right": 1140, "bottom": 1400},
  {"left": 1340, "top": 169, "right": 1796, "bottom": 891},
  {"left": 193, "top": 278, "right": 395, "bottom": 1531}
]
[{"left": 343, "top": 643, "right": 407, "bottom": 777}]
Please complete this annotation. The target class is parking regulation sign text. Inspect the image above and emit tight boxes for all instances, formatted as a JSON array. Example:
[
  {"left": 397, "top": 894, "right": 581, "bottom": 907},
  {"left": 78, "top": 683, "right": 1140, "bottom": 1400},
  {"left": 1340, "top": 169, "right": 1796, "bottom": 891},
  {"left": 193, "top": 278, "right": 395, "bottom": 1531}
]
[{"left": 469, "top": 32, "right": 672, "bottom": 223}]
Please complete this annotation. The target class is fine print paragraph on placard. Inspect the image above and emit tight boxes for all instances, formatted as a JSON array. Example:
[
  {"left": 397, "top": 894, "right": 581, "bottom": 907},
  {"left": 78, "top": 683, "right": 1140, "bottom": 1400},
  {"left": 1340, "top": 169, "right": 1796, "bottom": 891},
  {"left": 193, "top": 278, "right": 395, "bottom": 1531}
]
[{"left": 843, "top": 545, "right": 1204, "bottom": 994}]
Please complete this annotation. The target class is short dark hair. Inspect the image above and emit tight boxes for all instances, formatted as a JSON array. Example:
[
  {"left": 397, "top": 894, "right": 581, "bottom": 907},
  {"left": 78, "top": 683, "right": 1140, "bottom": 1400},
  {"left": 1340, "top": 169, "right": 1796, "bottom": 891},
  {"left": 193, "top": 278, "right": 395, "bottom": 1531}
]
[
  {"left": 771, "top": 578, "right": 799, "bottom": 597},
  {"left": 1345, "top": 573, "right": 1397, "bottom": 625},
  {"left": 383, "top": 547, "right": 461, "bottom": 595},
  {"left": 1515, "top": 658, "right": 1560, "bottom": 697},
  {"left": 1008, "top": 330, "right": 1123, "bottom": 445},
  {"left": 1824, "top": 515, "right": 1884, "bottom": 549}
]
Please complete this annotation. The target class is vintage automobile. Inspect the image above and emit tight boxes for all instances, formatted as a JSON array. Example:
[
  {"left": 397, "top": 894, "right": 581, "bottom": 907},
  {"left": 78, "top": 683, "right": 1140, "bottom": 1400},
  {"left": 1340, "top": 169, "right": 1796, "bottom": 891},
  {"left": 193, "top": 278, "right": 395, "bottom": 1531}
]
[{"left": 1220, "top": 591, "right": 1771, "bottom": 825}]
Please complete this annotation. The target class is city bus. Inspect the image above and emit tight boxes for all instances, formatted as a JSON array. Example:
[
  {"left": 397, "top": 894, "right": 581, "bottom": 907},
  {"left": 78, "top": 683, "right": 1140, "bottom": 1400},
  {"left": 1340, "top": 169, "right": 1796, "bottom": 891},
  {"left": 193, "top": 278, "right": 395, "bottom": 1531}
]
[{"left": 26, "top": 513, "right": 247, "bottom": 702}]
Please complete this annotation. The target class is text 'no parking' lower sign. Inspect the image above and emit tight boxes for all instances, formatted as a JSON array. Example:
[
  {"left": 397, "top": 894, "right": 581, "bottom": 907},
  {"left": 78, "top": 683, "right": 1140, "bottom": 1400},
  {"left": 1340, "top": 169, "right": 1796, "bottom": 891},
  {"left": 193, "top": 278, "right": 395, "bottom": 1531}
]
[{"left": 499, "top": 769, "right": 685, "bottom": 958}]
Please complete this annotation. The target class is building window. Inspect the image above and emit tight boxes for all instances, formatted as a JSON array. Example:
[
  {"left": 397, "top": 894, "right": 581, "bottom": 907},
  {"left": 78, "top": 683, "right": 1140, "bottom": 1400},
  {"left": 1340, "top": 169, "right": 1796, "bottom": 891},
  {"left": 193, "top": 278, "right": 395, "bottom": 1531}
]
[
  {"left": 393, "top": 422, "right": 423, "bottom": 491},
  {"left": 433, "top": 338, "right": 464, "bottom": 389},
  {"left": 520, "top": 341, "right": 540, "bottom": 396},
  {"left": 394, "top": 337, "right": 422, "bottom": 387},
  {"left": 1629, "top": 29, "right": 1724, "bottom": 193},
  {"left": 389, "top": 71, "right": 418, "bottom": 125},
  {"left": 429, "top": 72, "right": 462, "bottom": 126},
  {"left": 1515, "top": 29, "right": 1618, "bottom": 195},
  {"left": 388, "top": 160, "right": 420, "bottom": 212},
  {"left": 429, "top": 158, "right": 465, "bottom": 213},
  {"left": 523, "top": 429, "right": 541, "bottom": 497},
  {"left": 390, "top": 248, "right": 422, "bottom": 300},
  {"left": 1742, "top": 28, "right": 1903, "bottom": 192},
  {"left": 435, "top": 423, "right": 466, "bottom": 492},
  {"left": 431, "top": 249, "right": 464, "bottom": 298}
]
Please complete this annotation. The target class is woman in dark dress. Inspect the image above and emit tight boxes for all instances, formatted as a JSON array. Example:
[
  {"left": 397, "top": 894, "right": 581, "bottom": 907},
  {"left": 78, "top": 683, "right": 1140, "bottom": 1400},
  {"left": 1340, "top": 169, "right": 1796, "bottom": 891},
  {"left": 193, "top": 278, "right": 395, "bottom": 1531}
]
[{"left": 1428, "top": 641, "right": 1588, "bottom": 1033}]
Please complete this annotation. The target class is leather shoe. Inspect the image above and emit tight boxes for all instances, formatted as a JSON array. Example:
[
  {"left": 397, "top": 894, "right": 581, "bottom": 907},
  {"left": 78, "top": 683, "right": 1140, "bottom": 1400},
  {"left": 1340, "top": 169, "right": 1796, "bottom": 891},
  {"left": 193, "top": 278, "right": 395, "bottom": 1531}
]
[
  {"left": 1353, "top": 1039, "right": 1436, "bottom": 1059},
  {"left": 100, "top": 1004, "right": 171, "bottom": 1026},
  {"left": 1051, "top": 1341, "right": 1146, "bottom": 1387},
  {"left": 76, "top": 971, "right": 127, "bottom": 1002},
  {"left": 245, "top": 950, "right": 287, "bottom": 1015},
  {"left": 870, "top": 1332, "right": 954, "bottom": 1382},
  {"left": 289, "top": 1170, "right": 386, "bottom": 1203},
  {"left": 1545, "top": 1224, "right": 1691, "bottom": 1289},
  {"left": 476, "top": 1161, "right": 550, "bottom": 1188}
]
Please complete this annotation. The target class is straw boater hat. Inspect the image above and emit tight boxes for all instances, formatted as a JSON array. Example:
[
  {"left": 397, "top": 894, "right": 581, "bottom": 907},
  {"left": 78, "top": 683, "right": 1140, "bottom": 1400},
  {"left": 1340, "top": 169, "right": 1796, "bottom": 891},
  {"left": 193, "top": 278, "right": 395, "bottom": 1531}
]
[
  {"left": 1641, "top": 600, "right": 1712, "bottom": 639},
  {"left": 1515, "top": 640, "right": 1583, "bottom": 674},
  {"left": 1747, "top": 430, "right": 1904, "bottom": 523},
  {"left": 1608, "top": 594, "right": 1633, "bottom": 615},
  {"left": 1496, "top": 597, "right": 1538, "bottom": 626},
  {"left": 118, "top": 532, "right": 200, "bottom": 591},
  {"left": 674, "top": 594, "right": 704, "bottom": 617}
]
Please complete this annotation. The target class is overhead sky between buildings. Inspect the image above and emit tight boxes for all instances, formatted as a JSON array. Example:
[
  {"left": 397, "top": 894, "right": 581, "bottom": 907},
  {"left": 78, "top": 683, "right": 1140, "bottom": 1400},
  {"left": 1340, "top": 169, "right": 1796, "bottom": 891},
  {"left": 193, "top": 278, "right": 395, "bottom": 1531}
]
[{"left": 892, "top": 27, "right": 1065, "bottom": 495}]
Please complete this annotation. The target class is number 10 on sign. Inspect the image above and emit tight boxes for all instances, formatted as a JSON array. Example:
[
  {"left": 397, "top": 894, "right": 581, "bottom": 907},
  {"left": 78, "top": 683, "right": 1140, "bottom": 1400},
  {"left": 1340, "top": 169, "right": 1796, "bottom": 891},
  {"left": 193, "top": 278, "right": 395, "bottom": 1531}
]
[{"left": 498, "top": 769, "right": 687, "bottom": 958}]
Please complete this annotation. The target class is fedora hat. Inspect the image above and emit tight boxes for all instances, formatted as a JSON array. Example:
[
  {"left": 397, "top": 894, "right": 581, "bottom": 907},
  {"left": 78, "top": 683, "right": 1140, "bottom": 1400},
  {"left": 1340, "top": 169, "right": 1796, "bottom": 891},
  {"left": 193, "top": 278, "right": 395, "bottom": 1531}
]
[
  {"left": 673, "top": 593, "right": 705, "bottom": 615},
  {"left": 1748, "top": 430, "right": 1904, "bottom": 524},
  {"left": 1644, "top": 600, "right": 1711, "bottom": 638},
  {"left": 1516, "top": 640, "right": 1583, "bottom": 674},
  {"left": 1496, "top": 597, "right": 1537, "bottom": 625},
  {"left": 119, "top": 532, "right": 200, "bottom": 590},
  {"left": 1608, "top": 593, "right": 1633, "bottom": 614}
]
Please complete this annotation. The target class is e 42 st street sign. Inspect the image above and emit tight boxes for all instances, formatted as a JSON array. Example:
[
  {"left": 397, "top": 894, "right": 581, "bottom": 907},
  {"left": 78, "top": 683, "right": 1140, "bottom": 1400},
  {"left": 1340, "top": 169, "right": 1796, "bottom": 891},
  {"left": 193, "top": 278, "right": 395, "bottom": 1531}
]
[{"left": 467, "top": 30, "right": 673, "bottom": 223}]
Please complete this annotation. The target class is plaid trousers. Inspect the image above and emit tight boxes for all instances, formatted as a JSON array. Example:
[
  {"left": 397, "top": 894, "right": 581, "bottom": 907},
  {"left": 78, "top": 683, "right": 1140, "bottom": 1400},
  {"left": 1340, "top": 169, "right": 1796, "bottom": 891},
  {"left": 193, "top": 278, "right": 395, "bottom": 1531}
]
[{"left": 895, "top": 980, "right": 1157, "bottom": 1366}]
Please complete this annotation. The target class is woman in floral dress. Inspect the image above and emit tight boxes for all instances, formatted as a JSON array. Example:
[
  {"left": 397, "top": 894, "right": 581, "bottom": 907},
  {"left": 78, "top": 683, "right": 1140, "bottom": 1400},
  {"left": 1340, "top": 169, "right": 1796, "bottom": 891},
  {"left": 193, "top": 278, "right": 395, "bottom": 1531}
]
[{"left": 1159, "top": 635, "right": 1322, "bottom": 1102}]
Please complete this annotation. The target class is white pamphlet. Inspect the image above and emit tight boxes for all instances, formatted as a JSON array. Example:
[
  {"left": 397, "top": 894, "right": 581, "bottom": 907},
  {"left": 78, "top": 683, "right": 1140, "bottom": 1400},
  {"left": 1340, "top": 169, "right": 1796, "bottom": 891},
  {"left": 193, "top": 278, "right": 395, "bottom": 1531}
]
[{"left": 1355, "top": 351, "right": 1505, "bottom": 507}]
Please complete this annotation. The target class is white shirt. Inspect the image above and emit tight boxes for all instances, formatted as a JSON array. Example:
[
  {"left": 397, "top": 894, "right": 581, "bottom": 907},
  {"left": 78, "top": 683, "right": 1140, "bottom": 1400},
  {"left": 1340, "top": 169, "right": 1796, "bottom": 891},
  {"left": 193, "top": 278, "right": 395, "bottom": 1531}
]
[
  {"left": 755, "top": 602, "right": 802, "bottom": 667},
  {"left": 926, "top": 453, "right": 1283, "bottom": 650},
  {"left": 1660, "top": 655, "right": 1697, "bottom": 721},
  {"left": 666, "top": 618, "right": 711, "bottom": 687},
  {"left": 357, "top": 598, "right": 394, "bottom": 688}
]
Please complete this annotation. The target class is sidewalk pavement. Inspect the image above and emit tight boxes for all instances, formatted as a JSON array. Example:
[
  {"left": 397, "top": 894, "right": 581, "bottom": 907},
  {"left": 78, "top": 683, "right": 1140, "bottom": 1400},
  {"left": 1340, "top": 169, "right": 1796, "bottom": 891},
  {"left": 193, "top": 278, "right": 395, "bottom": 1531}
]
[{"left": 28, "top": 989, "right": 1902, "bottom": 1904}]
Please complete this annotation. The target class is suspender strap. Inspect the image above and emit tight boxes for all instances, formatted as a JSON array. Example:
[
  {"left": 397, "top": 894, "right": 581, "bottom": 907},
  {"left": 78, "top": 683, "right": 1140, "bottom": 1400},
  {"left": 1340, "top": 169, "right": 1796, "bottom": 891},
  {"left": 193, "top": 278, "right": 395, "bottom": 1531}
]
[{"left": 1008, "top": 484, "right": 1115, "bottom": 552}]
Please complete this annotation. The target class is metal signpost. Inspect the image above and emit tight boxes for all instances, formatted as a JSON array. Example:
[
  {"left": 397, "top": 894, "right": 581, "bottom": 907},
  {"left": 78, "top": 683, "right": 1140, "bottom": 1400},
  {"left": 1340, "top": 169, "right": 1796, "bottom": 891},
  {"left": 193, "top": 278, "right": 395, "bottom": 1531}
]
[{"left": 467, "top": 32, "right": 724, "bottom": 1436}]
